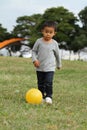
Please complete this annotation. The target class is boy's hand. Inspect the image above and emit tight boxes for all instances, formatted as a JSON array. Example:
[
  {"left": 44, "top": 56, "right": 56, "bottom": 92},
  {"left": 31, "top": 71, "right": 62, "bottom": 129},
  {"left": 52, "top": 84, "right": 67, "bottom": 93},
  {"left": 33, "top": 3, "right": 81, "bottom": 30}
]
[
  {"left": 57, "top": 67, "right": 61, "bottom": 70},
  {"left": 33, "top": 60, "right": 40, "bottom": 67}
]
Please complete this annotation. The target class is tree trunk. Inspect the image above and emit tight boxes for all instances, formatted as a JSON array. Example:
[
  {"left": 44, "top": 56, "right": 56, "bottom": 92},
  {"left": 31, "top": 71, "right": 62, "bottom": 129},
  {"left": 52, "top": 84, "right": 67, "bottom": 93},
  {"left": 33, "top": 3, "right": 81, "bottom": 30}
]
[
  {"left": 8, "top": 47, "right": 12, "bottom": 56},
  {"left": 78, "top": 51, "right": 81, "bottom": 60},
  {"left": 69, "top": 50, "right": 71, "bottom": 60}
]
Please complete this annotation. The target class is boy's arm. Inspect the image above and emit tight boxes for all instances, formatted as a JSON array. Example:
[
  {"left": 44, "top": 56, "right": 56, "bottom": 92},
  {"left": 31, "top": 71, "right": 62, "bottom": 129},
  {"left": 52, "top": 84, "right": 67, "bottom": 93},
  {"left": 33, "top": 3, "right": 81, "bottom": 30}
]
[
  {"left": 32, "top": 40, "right": 40, "bottom": 67},
  {"left": 32, "top": 40, "right": 39, "bottom": 62},
  {"left": 54, "top": 42, "right": 62, "bottom": 69}
]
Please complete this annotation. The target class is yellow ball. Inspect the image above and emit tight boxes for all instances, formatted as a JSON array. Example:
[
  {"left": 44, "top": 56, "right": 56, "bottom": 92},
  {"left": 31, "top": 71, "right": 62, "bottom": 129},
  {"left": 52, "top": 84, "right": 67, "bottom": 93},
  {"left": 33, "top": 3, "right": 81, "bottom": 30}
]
[{"left": 25, "top": 88, "right": 43, "bottom": 104}]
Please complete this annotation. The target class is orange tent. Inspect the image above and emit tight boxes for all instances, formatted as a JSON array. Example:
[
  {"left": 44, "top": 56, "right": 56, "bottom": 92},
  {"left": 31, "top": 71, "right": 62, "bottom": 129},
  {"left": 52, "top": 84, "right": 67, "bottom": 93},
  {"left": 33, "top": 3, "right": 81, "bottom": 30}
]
[{"left": 0, "top": 38, "right": 24, "bottom": 49}]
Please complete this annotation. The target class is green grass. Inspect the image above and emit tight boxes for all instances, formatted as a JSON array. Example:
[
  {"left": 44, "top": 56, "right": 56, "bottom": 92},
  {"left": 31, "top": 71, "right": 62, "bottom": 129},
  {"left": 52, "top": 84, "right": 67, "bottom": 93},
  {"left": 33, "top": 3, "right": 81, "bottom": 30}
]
[{"left": 0, "top": 56, "right": 87, "bottom": 130}]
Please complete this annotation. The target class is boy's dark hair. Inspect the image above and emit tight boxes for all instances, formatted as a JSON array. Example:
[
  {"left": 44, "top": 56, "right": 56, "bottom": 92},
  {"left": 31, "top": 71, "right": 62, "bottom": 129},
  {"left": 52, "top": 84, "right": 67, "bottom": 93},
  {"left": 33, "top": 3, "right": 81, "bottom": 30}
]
[{"left": 41, "top": 21, "right": 57, "bottom": 31}]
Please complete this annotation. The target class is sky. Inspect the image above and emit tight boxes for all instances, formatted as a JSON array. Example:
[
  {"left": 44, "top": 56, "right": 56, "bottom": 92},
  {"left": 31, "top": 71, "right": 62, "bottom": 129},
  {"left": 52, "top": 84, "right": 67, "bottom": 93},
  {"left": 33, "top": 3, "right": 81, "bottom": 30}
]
[{"left": 0, "top": 0, "right": 87, "bottom": 32}]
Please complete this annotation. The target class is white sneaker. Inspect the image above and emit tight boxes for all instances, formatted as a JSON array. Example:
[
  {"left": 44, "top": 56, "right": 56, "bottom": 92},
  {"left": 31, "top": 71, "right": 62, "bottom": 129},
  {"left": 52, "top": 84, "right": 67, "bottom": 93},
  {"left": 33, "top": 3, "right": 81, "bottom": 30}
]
[{"left": 45, "top": 97, "right": 52, "bottom": 104}]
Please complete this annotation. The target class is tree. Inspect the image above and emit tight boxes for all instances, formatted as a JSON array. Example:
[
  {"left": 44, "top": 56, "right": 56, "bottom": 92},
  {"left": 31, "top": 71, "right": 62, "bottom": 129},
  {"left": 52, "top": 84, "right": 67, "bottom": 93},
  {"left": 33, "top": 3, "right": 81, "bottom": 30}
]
[
  {"left": 71, "top": 34, "right": 87, "bottom": 59},
  {"left": 78, "top": 6, "right": 87, "bottom": 50},
  {"left": 79, "top": 6, "right": 87, "bottom": 32},
  {"left": 12, "top": 14, "right": 42, "bottom": 49},
  {"left": 0, "top": 24, "right": 11, "bottom": 42},
  {"left": 12, "top": 14, "right": 42, "bottom": 39}
]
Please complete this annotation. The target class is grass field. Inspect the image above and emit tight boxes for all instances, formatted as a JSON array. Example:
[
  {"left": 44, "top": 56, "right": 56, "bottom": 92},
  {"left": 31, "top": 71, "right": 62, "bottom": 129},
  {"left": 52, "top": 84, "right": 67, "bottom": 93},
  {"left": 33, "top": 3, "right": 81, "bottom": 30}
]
[{"left": 0, "top": 56, "right": 87, "bottom": 130}]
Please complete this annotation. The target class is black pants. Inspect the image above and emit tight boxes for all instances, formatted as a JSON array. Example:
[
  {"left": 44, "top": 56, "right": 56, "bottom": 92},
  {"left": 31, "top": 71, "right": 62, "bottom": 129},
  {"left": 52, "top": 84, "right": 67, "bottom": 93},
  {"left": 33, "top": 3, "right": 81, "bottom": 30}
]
[{"left": 36, "top": 71, "right": 54, "bottom": 98}]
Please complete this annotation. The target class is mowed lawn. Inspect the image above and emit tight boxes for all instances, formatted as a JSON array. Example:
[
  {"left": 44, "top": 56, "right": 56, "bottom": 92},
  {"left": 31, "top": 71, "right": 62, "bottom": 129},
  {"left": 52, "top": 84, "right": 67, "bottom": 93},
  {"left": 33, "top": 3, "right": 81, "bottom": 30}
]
[{"left": 0, "top": 56, "right": 87, "bottom": 130}]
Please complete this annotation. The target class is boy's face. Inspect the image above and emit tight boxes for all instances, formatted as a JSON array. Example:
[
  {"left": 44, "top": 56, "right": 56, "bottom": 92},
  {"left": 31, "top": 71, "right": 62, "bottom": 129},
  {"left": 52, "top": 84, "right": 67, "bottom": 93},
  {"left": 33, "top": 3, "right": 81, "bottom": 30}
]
[{"left": 42, "top": 26, "right": 56, "bottom": 41}]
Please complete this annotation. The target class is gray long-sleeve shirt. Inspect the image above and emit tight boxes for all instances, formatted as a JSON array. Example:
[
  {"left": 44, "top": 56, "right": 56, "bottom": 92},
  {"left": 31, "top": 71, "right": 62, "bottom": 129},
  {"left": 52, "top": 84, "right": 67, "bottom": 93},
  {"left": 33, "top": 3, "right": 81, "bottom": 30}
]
[{"left": 32, "top": 38, "right": 61, "bottom": 72}]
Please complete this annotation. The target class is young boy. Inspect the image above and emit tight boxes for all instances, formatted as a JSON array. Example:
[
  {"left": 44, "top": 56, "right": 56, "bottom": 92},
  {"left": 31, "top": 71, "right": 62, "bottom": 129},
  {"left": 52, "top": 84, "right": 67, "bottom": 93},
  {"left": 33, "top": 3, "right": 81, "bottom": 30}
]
[{"left": 32, "top": 21, "right": 62, "bottom": 104}]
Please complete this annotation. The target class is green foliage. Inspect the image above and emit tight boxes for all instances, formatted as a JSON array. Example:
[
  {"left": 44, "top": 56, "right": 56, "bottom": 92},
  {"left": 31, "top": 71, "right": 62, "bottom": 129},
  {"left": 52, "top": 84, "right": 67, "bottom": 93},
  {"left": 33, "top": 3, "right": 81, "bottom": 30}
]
[
  {"left": 0, "top": 57, "right": 87, "bottom": 130},
  {"left": 43, "top": 6, "right": 78, "bottom": 23},
  {"left": 12, "top": 14, "right": 42, "bottom": 38},
  {"left": 12, "top": 14, "right": 42, "bottom": 49},
  {"left": 78, "top": 6, "right": 87, "bottom": 50},
  {"left": 71, "top": 34, "right": 87, "bottom": 52},
  {"left": 0, "top": 24, "right": 12, "bottom": 42},
  {"left": 79, "top": 6, "right": 87, "bottom": 31},
  {"left": 13, "top": 16, "right": 34, "bottom": 38}
]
